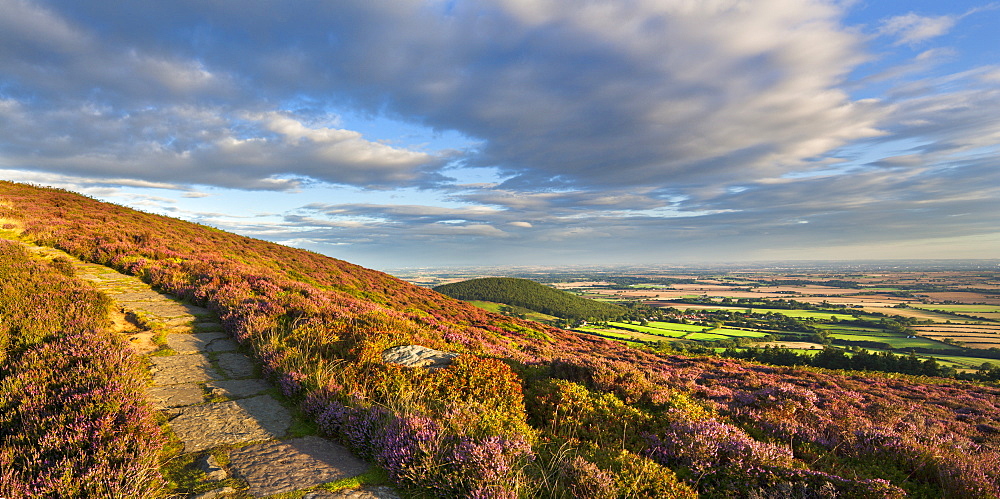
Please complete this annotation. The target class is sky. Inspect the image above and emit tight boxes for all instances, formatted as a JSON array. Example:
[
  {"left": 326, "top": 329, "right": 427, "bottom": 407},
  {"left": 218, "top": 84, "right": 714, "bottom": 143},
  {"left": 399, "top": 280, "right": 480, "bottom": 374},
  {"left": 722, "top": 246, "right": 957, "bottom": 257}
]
[{"left": 1, "top": 0, "right": 998, "bottom": 270}]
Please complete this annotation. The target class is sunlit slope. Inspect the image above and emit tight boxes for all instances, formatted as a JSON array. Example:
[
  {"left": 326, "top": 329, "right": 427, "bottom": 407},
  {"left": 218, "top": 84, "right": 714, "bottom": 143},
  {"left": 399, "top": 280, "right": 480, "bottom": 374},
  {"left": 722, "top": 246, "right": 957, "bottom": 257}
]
[
  {"left": 4, "top": 181, "right": 1000, "bottom": 497},
  {"left": 0, "top": 181, "right": 559, "bottom": 359}
]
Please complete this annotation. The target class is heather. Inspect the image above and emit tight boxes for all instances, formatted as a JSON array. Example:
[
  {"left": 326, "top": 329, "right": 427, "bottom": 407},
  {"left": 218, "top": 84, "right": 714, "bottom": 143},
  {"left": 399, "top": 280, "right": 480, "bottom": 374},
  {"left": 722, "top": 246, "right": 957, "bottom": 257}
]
[
  {"left": 3, "top": 181, "right": 1000, "bottom": 497},
  {"left": 0, "top": 240, "right": 165, "bottom": 497}
]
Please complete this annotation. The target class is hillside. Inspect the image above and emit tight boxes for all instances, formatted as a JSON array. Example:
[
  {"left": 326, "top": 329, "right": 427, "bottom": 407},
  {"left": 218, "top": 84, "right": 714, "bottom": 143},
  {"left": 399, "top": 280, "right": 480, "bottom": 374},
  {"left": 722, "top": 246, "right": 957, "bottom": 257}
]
[
  {"left": 3, "top": 180, "right": 1000, "bottom": 498},
  {"left": 435, "top": 277, "right": 626, "bottom": 321}
]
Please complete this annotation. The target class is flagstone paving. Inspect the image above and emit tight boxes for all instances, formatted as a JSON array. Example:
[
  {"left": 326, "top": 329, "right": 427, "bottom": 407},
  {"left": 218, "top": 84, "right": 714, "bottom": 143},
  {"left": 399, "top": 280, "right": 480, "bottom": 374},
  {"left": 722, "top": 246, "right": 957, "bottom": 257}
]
[
  {"left": 12, "top": 240, "right": 397, "bottom": 498},
  {"left": 229, "top": 436, "right": 371, "bottom": 496}
]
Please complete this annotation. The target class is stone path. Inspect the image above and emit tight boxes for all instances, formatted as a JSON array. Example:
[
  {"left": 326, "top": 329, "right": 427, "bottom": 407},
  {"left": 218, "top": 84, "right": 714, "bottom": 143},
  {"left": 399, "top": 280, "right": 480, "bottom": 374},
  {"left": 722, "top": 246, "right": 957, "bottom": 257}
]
[{"left": 13, "top": 241, "right": 396, "bottom": 498}]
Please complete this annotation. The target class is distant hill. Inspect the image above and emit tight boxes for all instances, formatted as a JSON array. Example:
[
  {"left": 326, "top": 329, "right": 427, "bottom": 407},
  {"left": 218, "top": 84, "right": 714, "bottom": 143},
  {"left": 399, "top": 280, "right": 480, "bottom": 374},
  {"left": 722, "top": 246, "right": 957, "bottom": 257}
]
[{"left": 434, "top": 277, "right": 626, "bottom": 321}]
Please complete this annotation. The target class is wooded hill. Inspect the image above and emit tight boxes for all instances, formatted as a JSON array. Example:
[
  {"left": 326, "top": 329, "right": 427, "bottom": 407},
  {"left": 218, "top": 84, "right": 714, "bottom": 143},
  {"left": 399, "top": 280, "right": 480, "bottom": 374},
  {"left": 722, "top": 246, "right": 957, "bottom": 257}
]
[{"left": 434, "top": 277, "right": 626, "bottom": 321}]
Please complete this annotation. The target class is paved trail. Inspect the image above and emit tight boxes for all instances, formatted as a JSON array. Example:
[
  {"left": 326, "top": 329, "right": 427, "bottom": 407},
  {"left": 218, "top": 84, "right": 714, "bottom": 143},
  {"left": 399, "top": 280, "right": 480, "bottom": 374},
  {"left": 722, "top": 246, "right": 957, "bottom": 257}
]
[{"left": 16, "top": 241, "right": 396, "bottom": 499}]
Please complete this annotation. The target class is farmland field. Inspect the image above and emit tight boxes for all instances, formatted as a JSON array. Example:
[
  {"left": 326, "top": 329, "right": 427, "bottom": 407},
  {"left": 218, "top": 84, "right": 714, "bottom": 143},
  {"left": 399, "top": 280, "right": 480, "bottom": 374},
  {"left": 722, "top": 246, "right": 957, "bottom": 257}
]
[
  {"left": 605, "top": 322, "right": 693, "bottom": 338},
  {"left": 641, "top": 321, "right": 711, "bottom": 332},
  {"left": 826, "top": 333, "right": 949, "bottom": 350},
  {"left": 402, "top": 261, "right": 1000, "bottom": 378}
]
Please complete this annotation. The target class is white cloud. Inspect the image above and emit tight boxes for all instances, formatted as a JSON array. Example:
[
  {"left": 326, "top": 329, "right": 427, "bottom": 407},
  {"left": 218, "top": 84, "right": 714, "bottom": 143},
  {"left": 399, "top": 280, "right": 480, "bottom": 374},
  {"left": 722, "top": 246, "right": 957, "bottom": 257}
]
[{"left": 880, "top": 13, "right": 957, "bottom": 46}]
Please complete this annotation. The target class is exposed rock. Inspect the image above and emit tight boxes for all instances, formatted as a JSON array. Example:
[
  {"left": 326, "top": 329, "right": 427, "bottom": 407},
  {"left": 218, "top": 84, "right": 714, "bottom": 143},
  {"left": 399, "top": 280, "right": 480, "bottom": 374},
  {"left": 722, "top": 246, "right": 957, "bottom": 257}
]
[
  {"left": 166, "top": 332, "right": 231, "bottom": 354},
  {"left": 149, "top": 354, "right": 221, "bottom": 385},
  {"left": 215, "top": 352, "right": 257, "bottom": 379},
  {"left": 305, "top": 487, "right": 401, "bottom": 499},
  {"left": 169, "top": 395, "right": 292, "bottom": 452},
  {"left": 198, "top": 454, "right": 229, "bottom": 481},
  {"left": 228, "top": 436, "right": 371, "bottom": 497},
  {"left": 206, "top": 379, "right": 271, "bottom": 399},
  {"left": 191, "top": 486, "right": 236, "bottom": 499},
  {"left": 382, "top": 345, "right": 458, "bottom": 370},
  {"left": 146, "top": 384, "right": 204, "bottom": 409}
]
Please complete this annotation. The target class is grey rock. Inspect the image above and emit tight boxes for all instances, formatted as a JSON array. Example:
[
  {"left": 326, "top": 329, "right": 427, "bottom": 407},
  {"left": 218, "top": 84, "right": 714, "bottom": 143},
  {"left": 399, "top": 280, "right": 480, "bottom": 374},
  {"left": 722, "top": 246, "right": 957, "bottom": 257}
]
[
  {"left": 216, "top": 352, "right": 256, "bottom": 379},
  {"left": 169, "top": 395, "right": 292, "bottom": 452},
  {"left": 305, "top": 487, "right": 401, "bottom": 499},
  {"left": 382, "top": 345, "right": 458, "bottom": 370},
  {"left": 146, "top": 384, "right": 204, "bottom": 408},
  {"left": 150, "top": 354, "right": 221, "bottom": 385},
  {"left": 166, "top": 332, "right": 230, "bottom": 354},
  {"left": 206, "top": 379, "right": 271, "bottom": 399},
  {"left": 229, "top": 436, "right": 371, "bottom": 497},
  {"left": 198, "top": 454, "right": 229, "bottom": 481},
  {"left": 191, "top": 486, "right": 236, "bottom": 499},
  {"left": 194, "top": 321, "right": 225, "bottom": 332}
]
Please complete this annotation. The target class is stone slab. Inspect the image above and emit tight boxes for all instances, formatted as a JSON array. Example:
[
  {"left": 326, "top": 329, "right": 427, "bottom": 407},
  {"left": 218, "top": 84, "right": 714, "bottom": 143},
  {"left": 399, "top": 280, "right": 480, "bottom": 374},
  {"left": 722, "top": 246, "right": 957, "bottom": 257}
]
[
  {"left": 382, "top": 345, "right": 458, "bottom": 370},
  {"left": 216, "top": 352, "right": 256, "bottom": 378},
  {"left": 194, "top": 322, "right": 225, "bottom": 333},
  {"left": 305, "top": 488, "right": 400, "bottom": 499},
  {"left": 169, "top": 395, "right": 292, "bottom": 452},
  {"left": 166, "top": 332, "right": 232, "bottom": 354},
  {"left": 229, "top": 436, "right": 371, "bottom": 497},
  {"left": 150, "top": 354, "right": 221, "bottom": 385},
  {"left": 206, "top": 379, "right": 271, "bottom": 399},
  {"left": 147, "top": 384, "right": 204, "bottom": 408}
]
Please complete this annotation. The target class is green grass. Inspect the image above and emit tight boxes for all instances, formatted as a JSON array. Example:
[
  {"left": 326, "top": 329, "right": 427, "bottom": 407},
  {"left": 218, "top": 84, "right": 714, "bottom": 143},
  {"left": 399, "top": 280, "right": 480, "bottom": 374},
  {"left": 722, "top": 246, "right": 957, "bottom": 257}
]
[
  {"left": 644, "top": 321, "right": 711, "bottom": 332},
  {"left": 925, "top": 354, "right": 996, "bottom": 369},
  {"left": 684, "top": 332, "right": 731, "bottom": 341},
  {"left": 827, "top": 333, "right": 952, "bottom": 350},
  {"left": 746, "top": 309, "right": 856, "bottom": 321},
  {"left": 814, "top": 324, "right": 884, "bottom": 333},
  {"left": 671, "top": 306, "right": 856, "bottom": 321},
  {"left": 605, "top": 322, "right": 694, "bottom": 338},
  {"left": 316, "top": 467, "right": 390, "bottom": 492},
  {"left": 574, "top": 326, "right": 655, "bottom": 344},
  {"left": 708, "top": 327, "right": 770, "bottom": 338}
]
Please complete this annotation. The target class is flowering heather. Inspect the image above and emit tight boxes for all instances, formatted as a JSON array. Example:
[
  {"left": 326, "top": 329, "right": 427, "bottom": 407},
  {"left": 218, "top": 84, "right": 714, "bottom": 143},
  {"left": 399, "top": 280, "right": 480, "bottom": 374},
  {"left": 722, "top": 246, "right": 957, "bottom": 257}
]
[
  {"left": 4, "top": 182, "right": 1000, "bottom": 497},
  {"left": 0, "top": 240, "right": 164, "bottom": 498}
]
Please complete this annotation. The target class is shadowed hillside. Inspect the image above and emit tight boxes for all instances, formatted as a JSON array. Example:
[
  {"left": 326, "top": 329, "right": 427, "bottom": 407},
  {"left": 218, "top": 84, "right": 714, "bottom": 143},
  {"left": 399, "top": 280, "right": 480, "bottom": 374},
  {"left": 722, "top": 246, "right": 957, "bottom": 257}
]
[
  {"left": 3, "top": 181, "right": 1000, "bottom": 498},
  {"left": 434, "top": 277, "right": 626, "bottom": 321}
]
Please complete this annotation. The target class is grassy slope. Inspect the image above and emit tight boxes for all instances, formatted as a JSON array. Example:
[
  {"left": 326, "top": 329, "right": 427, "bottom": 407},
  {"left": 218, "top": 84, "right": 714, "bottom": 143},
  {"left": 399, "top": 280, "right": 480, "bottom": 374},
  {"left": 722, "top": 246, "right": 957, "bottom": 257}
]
[{"left": 4, "top": 181, "right": 1000, "bottom": 497}]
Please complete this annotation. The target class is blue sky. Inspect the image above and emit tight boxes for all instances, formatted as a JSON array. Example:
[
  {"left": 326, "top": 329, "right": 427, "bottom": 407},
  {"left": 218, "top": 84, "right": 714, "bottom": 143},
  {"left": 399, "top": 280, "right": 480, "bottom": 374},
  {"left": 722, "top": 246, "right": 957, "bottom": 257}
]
[{"left": 1, "top": 0, "right": 998, "bottom": 269}]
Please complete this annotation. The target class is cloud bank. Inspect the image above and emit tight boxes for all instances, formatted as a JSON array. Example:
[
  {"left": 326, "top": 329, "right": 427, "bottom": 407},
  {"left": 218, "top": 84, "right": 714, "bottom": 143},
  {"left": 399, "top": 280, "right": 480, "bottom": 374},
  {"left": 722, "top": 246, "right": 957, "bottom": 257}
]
[{"left": 1, "top": 0, "right": 998, "bottom": 265}]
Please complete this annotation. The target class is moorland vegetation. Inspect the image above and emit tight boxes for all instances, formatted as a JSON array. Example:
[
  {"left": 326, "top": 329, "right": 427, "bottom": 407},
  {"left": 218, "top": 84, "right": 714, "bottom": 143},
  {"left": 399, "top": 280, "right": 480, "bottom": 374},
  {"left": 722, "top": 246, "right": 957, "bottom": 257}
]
[
  {"left": 0, "top": 240, "right": 164, "bottom": 497},
  {"left": 2, "top": 181, "right": 1000, "bottom": 497}
]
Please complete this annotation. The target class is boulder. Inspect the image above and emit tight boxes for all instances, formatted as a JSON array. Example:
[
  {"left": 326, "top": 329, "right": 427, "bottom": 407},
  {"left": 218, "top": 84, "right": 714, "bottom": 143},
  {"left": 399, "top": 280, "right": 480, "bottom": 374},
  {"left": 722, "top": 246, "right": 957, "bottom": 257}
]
[{"left": 382, "top": 345, "right": 458, "bottom": 370}]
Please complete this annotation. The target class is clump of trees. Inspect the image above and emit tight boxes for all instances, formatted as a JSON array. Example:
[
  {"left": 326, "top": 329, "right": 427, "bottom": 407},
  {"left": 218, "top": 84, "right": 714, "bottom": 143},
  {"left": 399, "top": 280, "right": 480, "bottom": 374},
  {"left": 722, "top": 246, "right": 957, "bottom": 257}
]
[
  {"left": 720, "top": 346, "right": 951, "bottom": 377},
  {"left": 434, "top": 277, "right": 626, "bottom": 321}
]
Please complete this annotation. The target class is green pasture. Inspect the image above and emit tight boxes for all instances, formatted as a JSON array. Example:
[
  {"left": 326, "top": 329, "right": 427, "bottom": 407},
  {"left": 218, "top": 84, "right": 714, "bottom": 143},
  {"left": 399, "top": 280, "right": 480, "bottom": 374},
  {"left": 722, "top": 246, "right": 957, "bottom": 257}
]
[
  {"left": 685, "top": 332, "right": 731, "bottom": 341},
  {"left": 928, "top": 354, "right": 998, "bottom": 369},
  {"left": 606, "top": 322, "right": 690, "bottom": 338},
  {"left": 672, "top": 305, "right": 856, "bottom": 321},
  {"left": 709, "top": 327, "right": 770, "bottom": 338},
  {"left": 827, "top": 333, "right": 953, "bottom": 350},
  {"left": 574, "top": 327, "right": 649, "bottom": 344},
  {"left": 816, "top": 325, "right": 900, "bottom": 337},
  {"left": 643, "top": 321, "right": 710, "bottom": 332},
  {"left": 747, "top": 308, "right": 856, "bottom": 321}
]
